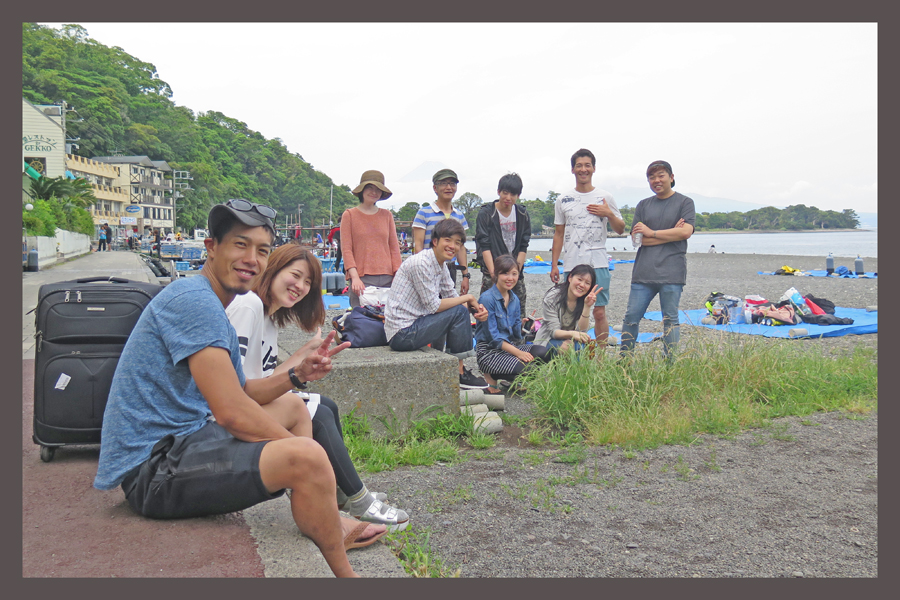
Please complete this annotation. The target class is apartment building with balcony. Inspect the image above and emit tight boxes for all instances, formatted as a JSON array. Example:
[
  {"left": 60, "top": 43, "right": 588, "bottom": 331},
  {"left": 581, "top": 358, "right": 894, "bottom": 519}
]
[
  {"left": 91, "top": 155, "right": 174, "bottom": 235},
  {"left": 65, "top": 154, "right": 130, "bottom": 230}
]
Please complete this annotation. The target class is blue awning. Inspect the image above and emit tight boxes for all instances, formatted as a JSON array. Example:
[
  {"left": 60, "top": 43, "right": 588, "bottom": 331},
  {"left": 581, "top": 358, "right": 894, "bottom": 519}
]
[{"left": 65, "top": 170, "right": 76, "bottom": 180}]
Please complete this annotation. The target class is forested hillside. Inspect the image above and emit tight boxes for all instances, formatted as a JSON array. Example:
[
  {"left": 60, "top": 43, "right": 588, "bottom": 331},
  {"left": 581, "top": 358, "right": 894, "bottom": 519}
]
[{"left": 23, "top": 23, "right": 359, "bottom": 232}]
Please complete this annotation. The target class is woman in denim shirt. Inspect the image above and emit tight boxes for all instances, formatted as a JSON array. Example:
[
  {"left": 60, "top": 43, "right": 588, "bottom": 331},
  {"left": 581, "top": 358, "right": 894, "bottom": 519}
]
[{"left": 475, "top": 255, "right": 554, "bottom": 392}]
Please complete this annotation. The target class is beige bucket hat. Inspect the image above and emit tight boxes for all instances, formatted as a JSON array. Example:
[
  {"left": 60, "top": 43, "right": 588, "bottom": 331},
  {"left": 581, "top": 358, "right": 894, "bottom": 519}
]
[{"left": 351, "top": 170, "right": 392, "bottom": 200}]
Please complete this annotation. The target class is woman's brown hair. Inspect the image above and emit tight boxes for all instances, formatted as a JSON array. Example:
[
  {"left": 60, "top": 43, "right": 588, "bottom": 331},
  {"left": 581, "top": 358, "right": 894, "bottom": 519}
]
[{"left": 252, "top": 242, "right": 325, "bottom": 331}]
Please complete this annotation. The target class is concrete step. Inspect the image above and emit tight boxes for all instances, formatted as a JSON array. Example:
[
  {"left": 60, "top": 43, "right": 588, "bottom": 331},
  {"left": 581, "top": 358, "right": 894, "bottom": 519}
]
[{"left": 278, "top": 329, "right": 460, "bottom": 437}]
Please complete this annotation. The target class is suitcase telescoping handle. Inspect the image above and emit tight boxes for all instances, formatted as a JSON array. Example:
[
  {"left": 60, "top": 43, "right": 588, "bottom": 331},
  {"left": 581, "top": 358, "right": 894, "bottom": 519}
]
[{"left": 74, "top": 276, "right": 131, "bottom": 284}]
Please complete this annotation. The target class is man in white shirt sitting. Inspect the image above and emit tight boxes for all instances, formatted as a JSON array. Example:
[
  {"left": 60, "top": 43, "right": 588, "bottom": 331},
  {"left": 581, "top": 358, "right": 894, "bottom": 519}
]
[{"left": 385, "top": 218, "right": 491, "bottom": 390}]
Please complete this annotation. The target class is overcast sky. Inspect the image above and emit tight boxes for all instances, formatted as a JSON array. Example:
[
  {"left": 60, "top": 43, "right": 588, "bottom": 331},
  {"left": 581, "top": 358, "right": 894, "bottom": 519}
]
[{"left": 40, "top": 22, "right": 877, "bottom": 214}]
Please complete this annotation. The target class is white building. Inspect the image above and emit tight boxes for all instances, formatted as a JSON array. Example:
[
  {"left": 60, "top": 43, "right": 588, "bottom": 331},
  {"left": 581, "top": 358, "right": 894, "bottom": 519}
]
[
  {"left": 22, "top": 98, "right": 66, "bottom": 178},
  {"left": 91, "top": 156, "right": 174, "bottom": 235}
]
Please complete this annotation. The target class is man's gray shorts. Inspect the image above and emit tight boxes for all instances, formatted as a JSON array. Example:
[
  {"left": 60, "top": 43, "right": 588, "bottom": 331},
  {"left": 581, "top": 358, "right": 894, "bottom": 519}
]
[{"left": 121, "top": 421, "right": 284, "bottom": 519}]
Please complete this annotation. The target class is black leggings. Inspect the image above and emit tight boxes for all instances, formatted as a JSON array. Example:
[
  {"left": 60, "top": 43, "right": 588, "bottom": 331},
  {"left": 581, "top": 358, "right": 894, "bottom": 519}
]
[{"left": 312, "top": 396, "right": 364, "bottom": 497}]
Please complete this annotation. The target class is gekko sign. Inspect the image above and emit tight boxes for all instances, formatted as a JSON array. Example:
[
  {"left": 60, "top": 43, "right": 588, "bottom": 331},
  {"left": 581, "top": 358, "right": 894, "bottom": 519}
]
[{"left": 22, "top": 135, "right": 59, "bottom": 153}]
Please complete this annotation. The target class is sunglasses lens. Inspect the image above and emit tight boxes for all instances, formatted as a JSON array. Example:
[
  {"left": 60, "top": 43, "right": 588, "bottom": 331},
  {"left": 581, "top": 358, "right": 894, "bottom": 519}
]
[
  {"left": 257, "top": 205, "right": 277, "bottom": 219},
  {"left": 228, "top": 199, "right": 253, "bottom": 211}
]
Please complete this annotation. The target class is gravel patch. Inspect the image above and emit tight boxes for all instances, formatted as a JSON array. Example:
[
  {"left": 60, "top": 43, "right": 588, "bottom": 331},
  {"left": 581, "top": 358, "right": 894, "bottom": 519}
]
[{"left": 365, "top": 410, "right": 877, "bottom": 577}]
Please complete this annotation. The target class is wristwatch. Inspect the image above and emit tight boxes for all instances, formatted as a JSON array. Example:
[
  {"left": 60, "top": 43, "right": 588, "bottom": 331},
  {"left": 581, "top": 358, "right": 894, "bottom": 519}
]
[
  {"left": 462, "top": 272, "right": 471, "bottom": 279},
  {"left": 287, "top": 366, "right": 307, "bottom": 390}
]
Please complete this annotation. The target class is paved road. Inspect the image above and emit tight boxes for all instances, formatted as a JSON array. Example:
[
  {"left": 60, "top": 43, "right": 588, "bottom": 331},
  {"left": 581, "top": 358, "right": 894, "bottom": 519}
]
[{"left": 21, "top": 251, "right": 404, "bottom": 577}]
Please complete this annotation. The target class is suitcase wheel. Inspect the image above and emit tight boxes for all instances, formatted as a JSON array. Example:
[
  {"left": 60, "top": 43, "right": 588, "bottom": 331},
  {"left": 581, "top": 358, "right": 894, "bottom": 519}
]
[{"left": 39, "top": 446, "right": 56, "bottom": 463}]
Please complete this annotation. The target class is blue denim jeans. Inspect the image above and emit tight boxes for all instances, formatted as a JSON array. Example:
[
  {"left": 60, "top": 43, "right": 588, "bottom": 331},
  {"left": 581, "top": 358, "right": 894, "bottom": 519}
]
[
  {"left": 620, "top": 283, "right": 684, "bottom": 357},
  {"left": 388, "top": 304, "right": 474, "bottom": 359}
]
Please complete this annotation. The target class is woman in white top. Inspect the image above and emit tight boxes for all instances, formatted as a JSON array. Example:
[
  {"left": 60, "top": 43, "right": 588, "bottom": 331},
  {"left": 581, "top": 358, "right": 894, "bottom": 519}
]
[
  {"left": 226, "top": 243, "right": 409, "bottom": 531},
  {"left": 534, "top": 263, "right": 601, "bottom": 351}
]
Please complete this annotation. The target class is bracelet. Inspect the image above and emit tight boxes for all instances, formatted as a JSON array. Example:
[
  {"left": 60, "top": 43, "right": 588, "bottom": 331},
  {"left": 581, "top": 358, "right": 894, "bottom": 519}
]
[
  {"left": 287, "top": 366, "right": 307, "bottom": 390},
  {"left": 581, "top": 312, "right": 591, "bottom": 318}
]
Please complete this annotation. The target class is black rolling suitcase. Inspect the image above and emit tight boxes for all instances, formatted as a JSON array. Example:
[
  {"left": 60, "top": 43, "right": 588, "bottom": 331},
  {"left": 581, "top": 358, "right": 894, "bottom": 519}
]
[{"left": 32, "top": 276, "right": 163, "bottom": 462}]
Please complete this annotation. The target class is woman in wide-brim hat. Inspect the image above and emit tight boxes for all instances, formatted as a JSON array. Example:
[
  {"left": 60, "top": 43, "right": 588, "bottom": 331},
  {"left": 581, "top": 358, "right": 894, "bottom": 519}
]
[{"left": 340, "top": 170, "right": 402, "bottom": 307}]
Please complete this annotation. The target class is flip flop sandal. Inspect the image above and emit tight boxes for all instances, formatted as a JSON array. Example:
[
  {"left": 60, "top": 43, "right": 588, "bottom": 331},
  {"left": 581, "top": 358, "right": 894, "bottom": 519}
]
[{"left": 343, "top": 521, "right": 388, "bottom": 550}]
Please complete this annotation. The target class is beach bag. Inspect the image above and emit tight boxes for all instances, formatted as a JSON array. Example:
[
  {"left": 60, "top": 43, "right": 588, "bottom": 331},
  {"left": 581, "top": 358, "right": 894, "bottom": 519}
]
[
  {"left": 331, "top": 305, "right": 388, "bottom": 348},
  {"left": 359, "top": 286, "right": 391, "bottom": 307}
]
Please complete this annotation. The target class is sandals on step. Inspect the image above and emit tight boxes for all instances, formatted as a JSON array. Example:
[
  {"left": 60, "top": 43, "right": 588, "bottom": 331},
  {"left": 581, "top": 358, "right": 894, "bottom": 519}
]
[{"left": 343, "top": 521, "right": 388, "bottom": 550}]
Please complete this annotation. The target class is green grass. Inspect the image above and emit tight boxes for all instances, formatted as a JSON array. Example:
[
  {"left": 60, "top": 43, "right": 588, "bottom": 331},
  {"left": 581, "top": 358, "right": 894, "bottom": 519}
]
[
  {"left": 386, "top": 526, "right": 461, "bottom": 577},
  {"left": 342, "top": 407, "right": 484, "bottom": 473},
  {"left": 515, "top": 335, "right": 877, "bottom": 449}
]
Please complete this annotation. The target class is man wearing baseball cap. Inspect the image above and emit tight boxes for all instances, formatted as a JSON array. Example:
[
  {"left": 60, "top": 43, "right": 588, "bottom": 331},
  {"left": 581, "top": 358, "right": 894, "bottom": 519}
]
[
  {"left": 412, "top": 168, "right": 472, "bottom": 295},
  {"left": 95, "top": 199, "right": 385, "bottom": 578},
  {"left": 619, "top": 161, "right": 696, "bottom": 360}
]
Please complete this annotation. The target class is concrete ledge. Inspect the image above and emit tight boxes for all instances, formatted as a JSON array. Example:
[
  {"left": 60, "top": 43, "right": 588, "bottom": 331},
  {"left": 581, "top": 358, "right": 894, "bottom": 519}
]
[{"left": 278, "top": 328, "right": 460, "bottom": 437}]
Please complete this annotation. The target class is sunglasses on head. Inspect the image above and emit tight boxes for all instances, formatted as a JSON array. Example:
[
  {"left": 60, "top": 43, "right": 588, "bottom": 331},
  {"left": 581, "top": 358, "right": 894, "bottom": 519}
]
[{"left": 227, "top": 198, "right": 277, "bottom": 220}]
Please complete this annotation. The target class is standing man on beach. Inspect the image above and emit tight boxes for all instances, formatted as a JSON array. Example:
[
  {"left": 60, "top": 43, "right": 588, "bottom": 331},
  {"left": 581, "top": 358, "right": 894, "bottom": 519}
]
[
  {"left": 550, "top": 148, "right": 625, "bottom": 344},
  {"left": 412, "top": 169, "right": 472, "bottom": 295},
  {"left": 619, "top": 160, "right": 696, "bottom": 359}
]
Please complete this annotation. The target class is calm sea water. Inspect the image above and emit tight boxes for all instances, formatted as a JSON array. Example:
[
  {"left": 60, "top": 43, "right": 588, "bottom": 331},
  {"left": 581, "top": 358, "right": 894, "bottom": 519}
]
[{"left": 466, "top": 229, "right": 878, "bottom": 258}]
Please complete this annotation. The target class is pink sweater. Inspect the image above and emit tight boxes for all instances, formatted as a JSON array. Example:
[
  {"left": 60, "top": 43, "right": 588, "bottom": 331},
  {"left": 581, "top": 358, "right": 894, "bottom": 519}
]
[{"left": 340, "top": 207, "right": 402, "bottom": 277}]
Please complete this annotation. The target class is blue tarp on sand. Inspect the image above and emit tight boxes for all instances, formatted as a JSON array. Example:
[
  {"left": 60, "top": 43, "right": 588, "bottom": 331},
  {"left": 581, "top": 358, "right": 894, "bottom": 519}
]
[
  {"left": 523, "top": 259, "right": 635, "bottom": 275},
  {"left": 758, "top": 270, "right": 877, "bottom": 279},
  {"left": 643, "top": 307, "right": 877, "bottom": 339},
  {"left": 588, "top": 327, "right": 661, "bottom": 344},
  {"left": 321, "top": 293, "right": 350, "bottom": 310}
]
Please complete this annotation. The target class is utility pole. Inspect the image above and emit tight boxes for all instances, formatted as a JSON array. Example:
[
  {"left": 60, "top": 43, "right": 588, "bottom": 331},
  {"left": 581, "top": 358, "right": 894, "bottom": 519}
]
[
  {"left": 172, "top": 170, "right": 193, "bottom": 234},
  {"left": 297, "top": 204, "right": 304, "bottom": 241},
  {"left": 329, "top": 184, "right": 333, "bottom": 227}
]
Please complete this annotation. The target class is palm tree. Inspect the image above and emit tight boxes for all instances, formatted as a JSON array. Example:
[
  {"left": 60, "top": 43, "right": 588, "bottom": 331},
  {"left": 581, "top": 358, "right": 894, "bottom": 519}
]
[{"left": 28, "top": 175, "right": 97, "bottom": 208}]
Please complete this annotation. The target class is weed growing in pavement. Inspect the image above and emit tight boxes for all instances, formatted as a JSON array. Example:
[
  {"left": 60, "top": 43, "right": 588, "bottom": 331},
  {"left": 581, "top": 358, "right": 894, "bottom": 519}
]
[
  {"left": 514, "top": 334, "right": 877, "bottom": 449},
  {"left": 499, "top": 413, "right": 529, "bottom": 427},
  {"left": 704, "top": 448, "right": 722, "bottom": 472},
  {"left": 424, "top": 483, "right": 474, "bottom": 513},
  {"left": 553, "top": 443, "right": 587, "bottom": 465},
  {"left": 387, "top": 526, "right": 461, "bottom": 578},
  {"left": 468, "top": 432, "right": 495, "bottom": 450},
  {"left": 674, "top": 455, "right": 698, "bottom": 481},
  {"left": 749, "top": 433, "right": 769, "bottom": 447},
  {"left": 800, "top": 419, "right": 821, "bottom": 427},
  {"left": 526, "top": 428, "right": 546, "bottom": 446},
  {"left": 523, "top": 452, "right": 547, "bottom": 467},
  {"left": 769, "top": 421, "right": 796, "bottom": 442}
]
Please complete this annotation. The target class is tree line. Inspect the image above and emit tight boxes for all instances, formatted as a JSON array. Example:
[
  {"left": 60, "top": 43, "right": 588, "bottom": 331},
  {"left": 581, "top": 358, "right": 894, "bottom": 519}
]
[
  {"left": 393, "top": 194, "right": 859, "bottom": 236},
  {"left": 23, "top": 23, "right": 360, "bottom": 234}
]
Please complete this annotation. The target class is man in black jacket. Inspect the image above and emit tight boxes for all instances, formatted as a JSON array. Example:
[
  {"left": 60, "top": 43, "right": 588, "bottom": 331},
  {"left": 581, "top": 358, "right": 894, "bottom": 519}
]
[{"left": 474, "top": 173, "right": 532, "bottom": 321}]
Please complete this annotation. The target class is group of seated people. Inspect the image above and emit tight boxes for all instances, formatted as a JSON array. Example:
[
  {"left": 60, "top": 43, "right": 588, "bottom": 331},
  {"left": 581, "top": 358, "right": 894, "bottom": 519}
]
[
  {"left": 93, "top": 192, "right": 599, "bottom": 577},
  {"left": 383, "top": 217, "right": 600, "bottom": 393}
]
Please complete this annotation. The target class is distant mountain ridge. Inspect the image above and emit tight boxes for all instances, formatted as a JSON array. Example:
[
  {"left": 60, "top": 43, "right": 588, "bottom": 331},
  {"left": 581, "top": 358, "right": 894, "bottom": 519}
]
[{"left": 607, "top": 186, "right": 877, "bottom": 228}]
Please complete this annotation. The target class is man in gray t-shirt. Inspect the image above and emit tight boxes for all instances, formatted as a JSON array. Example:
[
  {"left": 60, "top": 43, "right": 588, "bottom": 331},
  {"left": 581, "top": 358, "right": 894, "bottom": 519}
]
[
  {"left": 94, "top": 200, "right": 384, "bottom": 577},
  {"left": 620, "top": 160, "right": 696, "bottom": 359}
]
